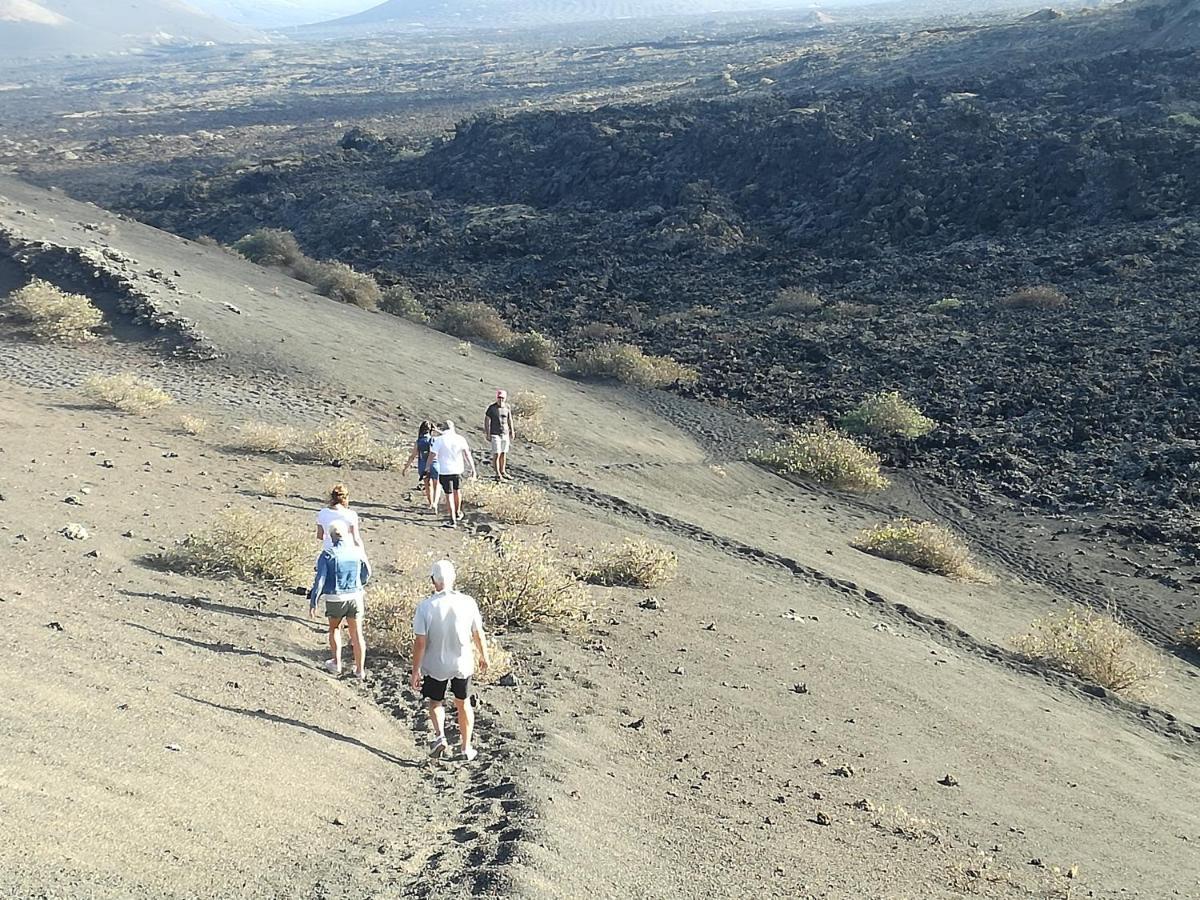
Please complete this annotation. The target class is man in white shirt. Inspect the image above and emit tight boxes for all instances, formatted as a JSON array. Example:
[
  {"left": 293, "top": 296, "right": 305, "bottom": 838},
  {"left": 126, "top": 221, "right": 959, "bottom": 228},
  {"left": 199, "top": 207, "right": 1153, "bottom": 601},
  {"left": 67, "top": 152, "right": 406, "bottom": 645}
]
[
  {"left": 427, "top": 419, "right": 477, "bottom": 528},
  {"left": 411, "top": 559, "right": 491, "bottom": 761}
]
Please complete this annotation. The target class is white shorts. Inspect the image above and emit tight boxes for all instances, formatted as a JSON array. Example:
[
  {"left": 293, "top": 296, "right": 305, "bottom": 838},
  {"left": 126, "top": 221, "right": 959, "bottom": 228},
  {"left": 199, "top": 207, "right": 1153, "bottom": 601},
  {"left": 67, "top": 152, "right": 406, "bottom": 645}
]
[{"left": 490, "top": 435, "right": 511, "bottom": 455}]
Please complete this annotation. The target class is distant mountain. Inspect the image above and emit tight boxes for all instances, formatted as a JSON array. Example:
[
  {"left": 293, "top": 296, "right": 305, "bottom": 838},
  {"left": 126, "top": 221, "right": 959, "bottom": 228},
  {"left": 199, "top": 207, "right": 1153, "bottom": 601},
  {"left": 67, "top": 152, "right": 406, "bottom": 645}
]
[
  {"left": 0, "top": 0, "right": 258, "bottom": 59},
  {"left": 186, "top": 0, "right": 371, "bottom": 28},
  {"left": 323, "top": 0, "right": 831, "bottom": 30}
]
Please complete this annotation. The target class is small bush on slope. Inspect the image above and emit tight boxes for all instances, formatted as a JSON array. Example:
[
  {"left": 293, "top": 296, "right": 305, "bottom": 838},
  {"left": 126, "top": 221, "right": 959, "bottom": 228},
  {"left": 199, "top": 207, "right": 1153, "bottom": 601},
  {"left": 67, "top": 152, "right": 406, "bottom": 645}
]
[
  {"left": 233, "top": 228, "right": 305, "bottom": 268},
  {"left": 7, "top": 279, "right": 103, "bottom": 342},
  {"left": 503, "top": 331, "right": 559, "bottom": 371},
  {"left": 457, "top": 538, "right": 588, "bottom": 628},
  {"left": 766, "top": 287, "right": 822, "bottom": 315},
  {"left": 463, "top": 481, "right": 553, "bottom": 525},
  {"left": 432, "top": 301, "right": 515, "bottom": 346},
  {"left": 568, "top": 342, "right": 699, "bottom": 389},
  {"left": 165, "top": 507, "right": 311, "bottom": 587},
  {"left": 1014, "top": 608, "right": 1162, "bottom": 696},
  {"left": 83, "top": 374, "right": 174, "bottom": 414},
  {"left": 853, "top": 519, "right": 983, "bottom": 580},
  {"left": 584, "top": 538, "right": 678, "bottom": 588},
  {"left": 840, "top": 391, "right": 935, "bottom": 440},
  {"left": 750, "top": 422, "right": 888, "bottom": 491},
  {"left": 998, "top": 285, "right": 1068, "bottom": 310}
]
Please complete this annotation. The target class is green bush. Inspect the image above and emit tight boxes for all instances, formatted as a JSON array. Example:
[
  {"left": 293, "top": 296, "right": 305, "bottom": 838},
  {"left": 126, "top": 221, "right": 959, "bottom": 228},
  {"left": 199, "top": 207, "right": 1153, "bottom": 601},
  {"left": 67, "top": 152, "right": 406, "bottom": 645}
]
[
  {"left": 504, "top": 331, "right": 559, "bottom": 371},
  {"left": 568, "top": 342, "right": 699, "bottom": 389},
  {"left": 852, "top": 519, "right": 982, "bottom": 579},
  {"left": 750, "top": 422, "right": 888, "bottom": 491},
  {"left": 312, "top": 261, "right": 380, "bottom": 310},
  {"left": 232, "top": 228, "right": 304, "bottom": 268},
  {"left": 927, "top": 297, "right": 963, "bottom": 314},
  {"left": 381, "top": 284, "right": 429, "bottom": 323},
  {"left": 7, "top": 278, "right": 103, "bottom": 342},
  {"left": 840, "top": 391, "right": 935, "bottom": 439},
  {"left": 432, "top": 301, "right": 515, "bottom": 346}
]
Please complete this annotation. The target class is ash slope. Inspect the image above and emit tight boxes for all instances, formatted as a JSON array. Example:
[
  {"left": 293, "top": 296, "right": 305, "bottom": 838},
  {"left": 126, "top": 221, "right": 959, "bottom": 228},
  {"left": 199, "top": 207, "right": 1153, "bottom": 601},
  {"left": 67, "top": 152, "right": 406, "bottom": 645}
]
[{"left": 125, "top": 41, "right": 1200, "bottom": 567}]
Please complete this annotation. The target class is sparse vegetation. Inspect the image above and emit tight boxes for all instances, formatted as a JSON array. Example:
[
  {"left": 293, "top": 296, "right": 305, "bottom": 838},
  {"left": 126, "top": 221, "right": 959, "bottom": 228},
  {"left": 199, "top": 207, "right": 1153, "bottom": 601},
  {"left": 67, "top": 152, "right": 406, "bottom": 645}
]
[
  {"left": 574, "top": 322, "right": 626, "bottom": 342},
  {"left": 258, "top": 471, "right": 289, "bottom": 497},
  {"left": 1014, "top": 607, "right": 1162, "bottom": 696},
  {"left": 510, "top": 390, "right": 559, "bottom": 447},
  {"left": 308, "top": 421, "right": 376, "bottom": 466},
  {"left": 504, "top": 331, "right": 559, "bottom": 371},
  {"left": 432, "top": 301, "right": 515, "bottom": 346},
  {"left": 6, "top": 278, "right": 103, "bottom": 342},
  {"left": 584, "top": 538, "right": 678, "bottom": 588},
  {"left": 233, "top": 227, "right": 381, "bottom": 310},
  {"left": 233, "top": 422, "right": 297, "bottom": 455},
  {"left": 464, "top": 481, "right": 553, "bottom": 525},
  {"left": 165, "top": 507, "right": 311, "bottom": 587},
  {"left": 457, "top": 341, "right": 473, "bottom": 357},
  {"left": 458, "top": 538, "right": 588, "bottom": 628},
  {"left": 380, "top": 284, "right": 429, "bottom": 323},
  {"left": 853, "top": 519, "right": 982, "bottom": 580},
  {"left": 82, "top": 374, "right": 174, "bottom": 414},
  {"left": 750, "top": 422, "right": 889, "bottom": 491},
  {"left": 999, "top": 285, "right": 1068, "bottom": 310},
  {"left": 568, "top": 341, "right": 699, "bottom": 389},
  {"left": 312, "top": 261, "right": 380, "bottom": 310},
  {"left": 233, "top": 228, "right": 304, "bottom": 268},
  {"left": 927, "top": 297, "right": 963, "bottom": 314},
  {"left": 840, "top": 391, "right": 936, "bottom": 439},
  {"left": 820, "top": 301, "right": 880, "bottom": 320},
  {"left": 178, "top": 414, "right": 210, "bottom": 436},
  {"left": 1179, "top": 622, "right": 1200, "bottom": 650},
  {"left": 767, "top": 287, "right": 822, "bottom": 315}
]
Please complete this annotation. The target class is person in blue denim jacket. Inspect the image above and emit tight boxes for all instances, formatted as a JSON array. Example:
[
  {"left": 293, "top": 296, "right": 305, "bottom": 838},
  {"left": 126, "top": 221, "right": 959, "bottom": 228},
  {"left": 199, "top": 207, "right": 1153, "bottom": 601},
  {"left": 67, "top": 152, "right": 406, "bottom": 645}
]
[{"left": 308, "top": 521, "right": 372, "bottom": 679}]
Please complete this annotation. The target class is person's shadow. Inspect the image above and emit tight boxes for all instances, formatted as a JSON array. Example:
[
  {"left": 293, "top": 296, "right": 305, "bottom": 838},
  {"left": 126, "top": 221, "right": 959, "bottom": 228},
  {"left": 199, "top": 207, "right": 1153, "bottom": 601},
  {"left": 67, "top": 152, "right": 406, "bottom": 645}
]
[{"left": 181, "top": 695, "right": 418, "bottom": 768}]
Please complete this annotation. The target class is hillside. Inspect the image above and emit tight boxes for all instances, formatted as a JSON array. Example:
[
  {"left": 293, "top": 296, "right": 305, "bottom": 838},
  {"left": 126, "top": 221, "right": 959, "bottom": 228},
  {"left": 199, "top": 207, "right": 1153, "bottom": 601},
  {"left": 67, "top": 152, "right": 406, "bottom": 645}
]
[
  {"left": 0, "top": 0, "right": 258, "bottom": 59},
  {"left": 186, "top": 0, "right": 370, "bottom": 28},
  {"left": 3, "top": 173, "right": 1200, "bottom": 899}
]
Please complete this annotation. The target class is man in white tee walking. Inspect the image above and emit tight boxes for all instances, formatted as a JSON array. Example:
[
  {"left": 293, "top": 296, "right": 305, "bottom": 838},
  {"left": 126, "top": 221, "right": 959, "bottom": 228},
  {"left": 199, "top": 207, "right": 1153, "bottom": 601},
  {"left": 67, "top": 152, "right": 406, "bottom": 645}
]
[
  {"left": 427, "top": 419, "right": 477, "bottom": 528},
  {"left": 411, "top": 559, "right": 491, "bottom": 761}
]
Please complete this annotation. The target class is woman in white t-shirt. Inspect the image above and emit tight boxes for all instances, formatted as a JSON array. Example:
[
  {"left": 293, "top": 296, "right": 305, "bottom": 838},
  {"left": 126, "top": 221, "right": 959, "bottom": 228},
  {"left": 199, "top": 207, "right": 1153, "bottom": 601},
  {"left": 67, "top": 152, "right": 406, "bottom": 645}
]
[{"left": 316, "top": 482, "right": 364, "bottom": 552}]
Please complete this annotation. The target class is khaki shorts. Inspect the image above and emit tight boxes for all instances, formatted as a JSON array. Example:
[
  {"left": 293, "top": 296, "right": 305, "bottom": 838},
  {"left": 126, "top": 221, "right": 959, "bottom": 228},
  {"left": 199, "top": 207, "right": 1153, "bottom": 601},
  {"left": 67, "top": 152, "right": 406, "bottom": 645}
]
[
  {"left": 323, "top": 593, "right": 363, "bottom": 620},
  {"left": 490, "top": 435, "right": 511, "bottom": 455}
]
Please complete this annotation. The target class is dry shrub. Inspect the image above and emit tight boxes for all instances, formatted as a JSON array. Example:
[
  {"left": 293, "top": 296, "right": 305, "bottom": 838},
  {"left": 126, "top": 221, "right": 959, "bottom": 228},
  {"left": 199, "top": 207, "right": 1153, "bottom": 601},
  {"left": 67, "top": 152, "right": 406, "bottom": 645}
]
[
  {"left": 258, "top": 471, "right": 289, "bottom": 497},
  {"left": 370, "top": 442, "right": 410, "bottom": 472},
  {"left": 999, "top": 285, "right": 1068, "bottom": 310},
  {"left": 465, "top": 481, "right": 552, "bottom": 525},
  {"left": 520, "top": 419, "right": 560, "bottom": 447},
  {"left": 927, "top": 297, "right": 963, "bottom": 314},
  {"left": 1013, "top": 607, "right": 1162, "bottom": 696},
  {"left": 568, "top": 341, "right": 699, "bottom": 389},
  {"left": 510, "top": 390, "right": 558, "bottom": 447},
  {"left": 83, "top": 374, "right": 174, "bottom": 414},
  {"left": 233, "top": 422, "right": 297, "bottom": 454},
  {"left": 585, "top": 538, "right": 678, "bottom": 588},
  {"left": 1179, "top": 622, "right": 1200, "bottom": 650},
  {"left": 750, "top": 422, "right": 888, "bottom": 491},
  {"left": 308, "top": 421, "right": 376, "bottom": 465},
  {"left": 458, "top": 538, "right": 588, "bottom": 628},
  {"left": 433, "top": 301, "right": 515, "bottom": 346},
  {"left": 767, "top": 287, "right": 822, "bottom": 315},
  {"left": 457, "top": 341, "right": 473, "bottom": 357},
  {"left": 840, "top": 391, "right": 935, "bottom": 439},
  {"left": 178, "top": 414, "right": 209, "bottom": 436},
  {"left": 574, "top": 322, "right": 626, "bottom": 342},
  {"left": 381, "top": 284, "right": 429, "bottom": 323},
  {"left": 853, "top": 519, "right": 982, "bottom": 580},
  {"left": 312, "top": 260, "right": 381, "bottom": 310},
  {"left": 503, "top": 331, "right": 559, "bottom": 371},
  {"left": 165, "top": 506, "right": 311, "bottom": 587},
  {"left": 821, "top": 301, "right": 879, "bottom": 320},
  {"left": 233, "top": 228, "right": 304, "bottom": 268},
  {"left": 7, "top": 278, "right": 103, "bottom": 342}
]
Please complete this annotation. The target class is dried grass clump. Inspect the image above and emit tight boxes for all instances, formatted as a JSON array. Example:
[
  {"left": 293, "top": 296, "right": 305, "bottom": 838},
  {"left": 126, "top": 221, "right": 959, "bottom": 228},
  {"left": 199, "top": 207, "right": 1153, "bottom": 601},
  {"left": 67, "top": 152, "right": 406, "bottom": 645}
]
[
  {"left": 999, "top": 285, "right": 1068, "bottom": 310},
  {"left": 465, "top": 481, "right": 552, "bottom": 525},
  {"left": 165, "top": 507, "right": 311, "bottom": 587},
  {"left": 432, "top": 301, "right": 515, "bottom": 346},
  {"left": 381, "top": 284, "right": 429, "bottom": 323},
  {"left": 233, "top": 228, "right": 304, "bottom": 268},
  {"left": 853, "top": 519, "right": 983, "bottom": 580},
  {"left": 312, "top": 260, "right": 381, "bottom": 310},
  {"left": 585, "top": 538, "right": 678, "bottom": 588},
  {"left": 927, "top": 297, "right": 963, "bottom": 314},
  {"left": 1179, "top": 622, "right": 1200, "bottom": 650},
  {"left": 83, "top": 374, "right": 174, "bottom": 414},
  {"left": 503, "top": 331, "right": 559, "bottom": 371},
  {"left": 767, "top": 287, "right": 822, "bottom": 315},
  {"left": 840, "top": 391, "right": 935, "bottom": 440},
  {"left": 233, "top": 422, "right": 297, "bottom": 455},
  {"left": 1014, "top": 607, "right": 1162, "bottom": 696},
  {"left": 178, "top": 414, "right": 209, "bottom": 436},
  {"left": 750, "top": 422, "right": 889, "bottom": 491},
  {"left": 458, "top": 538, "right": 588, "bottom": 628},
  {"left": 7, "top": 278, "right": 103, "bottom": 342},
  {"left": 258, "top": 471, "right": 289, "bottom": 497},
  {"left": 308, "top": 421, "right": 376, "bottom": 465},
  {"left": 568, "top": 342, "right": 699, "bottom": 389},
  {"left": 457, "top": 341, "right": 473, "bottom": 357},
  {"left": 510, "top": 390, "right": 558, "bottom": 447}
]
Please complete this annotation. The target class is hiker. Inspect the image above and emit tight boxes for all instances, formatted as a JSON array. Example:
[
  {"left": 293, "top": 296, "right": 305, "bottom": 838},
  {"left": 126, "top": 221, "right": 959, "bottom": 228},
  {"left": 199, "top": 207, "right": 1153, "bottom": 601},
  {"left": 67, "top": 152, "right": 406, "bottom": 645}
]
[
  {"left": 484, "top": 389, "right": 515, "bottom": 480},
  {"left": 410, "top": 559, "right": 490, "bottom": 761},
  {"left": 427, "top": 419, "right": 477, "bottom": 528},
  {"left": 404, "top": 420, "right": 439, "bottom": 510},
  {"left": 308, "top": 520, "right": 371, "bottom": 679},
  {"left": 316, "top": 482, "right": 363, "bottom": 551}
]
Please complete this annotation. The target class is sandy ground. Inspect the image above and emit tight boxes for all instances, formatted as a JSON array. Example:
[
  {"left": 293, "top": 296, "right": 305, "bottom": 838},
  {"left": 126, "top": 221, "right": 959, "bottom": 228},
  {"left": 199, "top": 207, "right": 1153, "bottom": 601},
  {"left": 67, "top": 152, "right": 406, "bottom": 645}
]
[{"left": 2, "top": 177, "right": 1199, "bottom": 899}]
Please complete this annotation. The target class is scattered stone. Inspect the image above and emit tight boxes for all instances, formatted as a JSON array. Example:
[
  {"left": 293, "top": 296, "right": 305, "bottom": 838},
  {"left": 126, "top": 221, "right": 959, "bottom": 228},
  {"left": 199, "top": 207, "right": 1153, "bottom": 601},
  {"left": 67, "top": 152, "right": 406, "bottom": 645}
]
[
  {"left": 101, "top": 459, "right": 114, "bottom": 468},
  {"left": 61, "top": 523, "right": 89, "bottom": 541},
  {"left": 638, "top": 597, "right": 662, "bottom": 610},
  {"left": 939, "top": 774, "right": 960, "bottom": 787},
  {"left": 813, "top": 812, "right": 832, "bottom": 826},
  {"left": 670, "top": 666, "right": 685, "bottom": 675},
  {"left": 84, "top": 549, "right": 100, "bottom": 559},
  {"left": 332, "top": 817, "right": 345, "bottom": 826},
  {"left": 46, "top": 621, "right": 64, "bottom": 631},
  {"left": 853, "top": 798, "right": 875, "bottom": 812},
  {"left": 165, "top": 744, "right": 181, "bottom": 752},
  {"left": 63, "top": 495, "right": 83, "bottom": 506},
  {"left": 625, "top": 717, "right": 646, "bottom": 730},
  {"left": 791, "top": 682, "right": 809, "bottom": 694},
  {"left": 498, "top": 672, "right": 518, "bottom": 687},
  {"left": 832, "top": 765, "right": 855, "bottom": 778}
]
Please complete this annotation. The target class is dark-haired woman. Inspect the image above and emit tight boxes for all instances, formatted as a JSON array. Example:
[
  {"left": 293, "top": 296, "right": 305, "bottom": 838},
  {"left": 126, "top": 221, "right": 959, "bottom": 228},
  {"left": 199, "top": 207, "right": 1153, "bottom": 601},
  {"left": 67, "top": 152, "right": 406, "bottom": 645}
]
[{"left": 404, "top": 421, "right": 439, "bottom": 510}]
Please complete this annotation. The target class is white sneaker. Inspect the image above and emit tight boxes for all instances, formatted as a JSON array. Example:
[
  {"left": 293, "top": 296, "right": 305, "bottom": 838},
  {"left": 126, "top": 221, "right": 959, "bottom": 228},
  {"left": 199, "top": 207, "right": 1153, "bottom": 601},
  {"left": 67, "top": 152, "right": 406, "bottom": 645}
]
[
  {"left": 429, "top": 736, "right": 448, "bottom": 758},
  {"left": 324, "top": 659, "right": 341, "bottom": 675},
  {"left": 460, "top": 746, "right": 478, "bottom": 762}
]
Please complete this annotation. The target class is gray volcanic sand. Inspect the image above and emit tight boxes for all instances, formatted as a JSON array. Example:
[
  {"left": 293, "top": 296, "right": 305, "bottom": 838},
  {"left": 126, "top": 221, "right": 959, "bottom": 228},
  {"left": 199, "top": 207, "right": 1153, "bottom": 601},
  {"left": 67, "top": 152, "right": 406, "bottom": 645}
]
[{"left": 1, "top": 177, "right": 1199, "bottom": 898}]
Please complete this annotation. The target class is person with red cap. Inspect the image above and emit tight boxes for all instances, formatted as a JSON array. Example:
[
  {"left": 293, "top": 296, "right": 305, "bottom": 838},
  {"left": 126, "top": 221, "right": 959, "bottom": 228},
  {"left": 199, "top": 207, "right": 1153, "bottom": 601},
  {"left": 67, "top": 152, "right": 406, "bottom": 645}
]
[{"left": 483, "top": 389, "right": 515, "bottom": 481}]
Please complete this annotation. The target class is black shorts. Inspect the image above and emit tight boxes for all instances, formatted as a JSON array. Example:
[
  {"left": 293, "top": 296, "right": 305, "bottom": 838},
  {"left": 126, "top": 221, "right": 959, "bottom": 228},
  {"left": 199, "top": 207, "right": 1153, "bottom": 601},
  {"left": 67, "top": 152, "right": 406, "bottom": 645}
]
[
  {"left": 422, "top": 675, "right": 471, "bottom": 702},
  {"left": 438, "top": 473, "right": 461, "bottom": 492}
]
